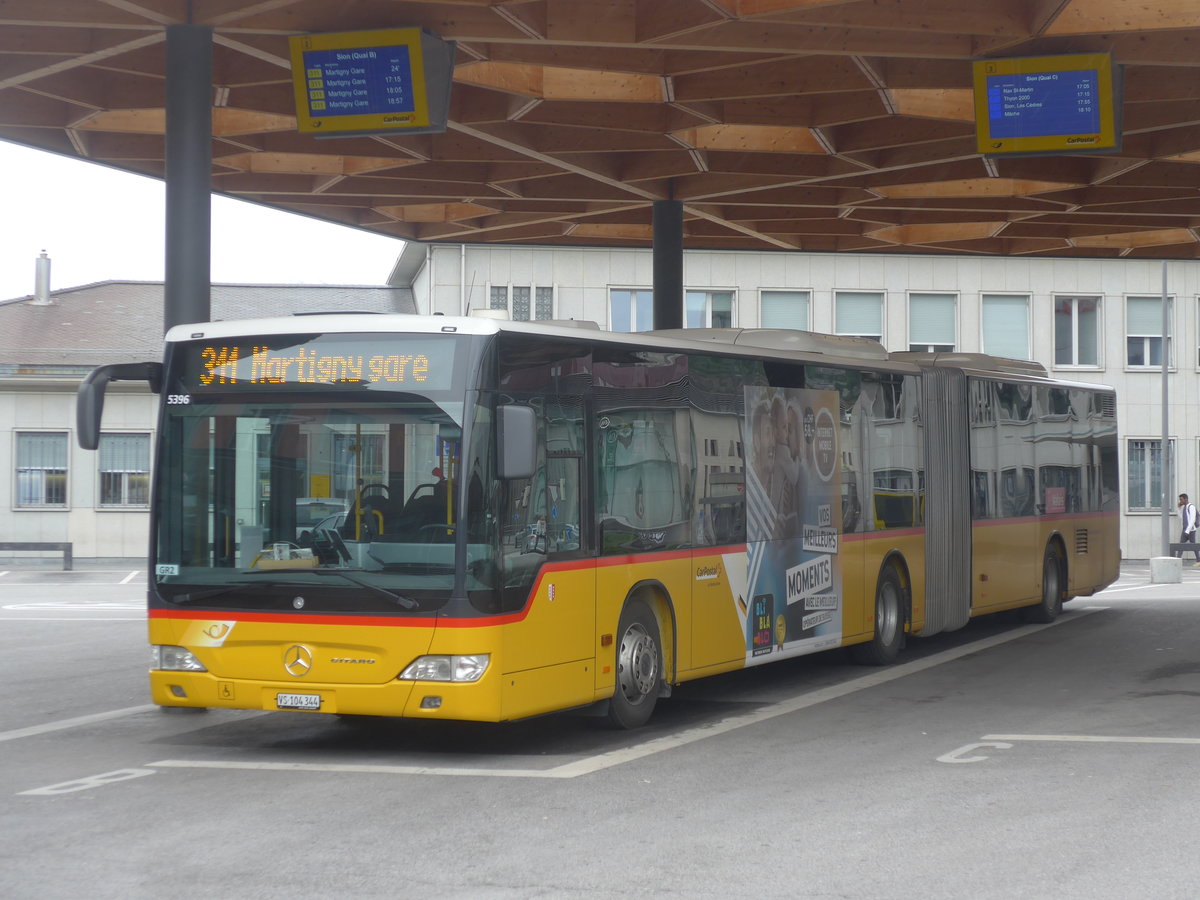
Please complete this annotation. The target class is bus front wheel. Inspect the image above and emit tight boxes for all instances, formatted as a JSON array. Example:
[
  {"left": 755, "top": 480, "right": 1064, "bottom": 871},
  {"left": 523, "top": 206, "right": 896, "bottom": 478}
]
[
  {"left": 1023, "top": 543, "right": 1065, "bottom": 623},
  {"left": 853, "top": 565, "right": 905, "bottom": 665},
  {"left": 608, "top": 600, "right": 662, "bottom": 729}
]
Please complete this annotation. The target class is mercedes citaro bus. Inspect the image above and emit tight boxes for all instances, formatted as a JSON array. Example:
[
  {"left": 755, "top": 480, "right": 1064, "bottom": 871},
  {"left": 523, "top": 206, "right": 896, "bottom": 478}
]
[{"left": 77, "top": 313, "right": 1119, "bottom": 727}]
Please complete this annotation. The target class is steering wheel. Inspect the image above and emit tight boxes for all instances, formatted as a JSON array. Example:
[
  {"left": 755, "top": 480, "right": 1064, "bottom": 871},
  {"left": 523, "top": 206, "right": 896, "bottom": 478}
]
[{"left": 416, "top": 523, "right": 456, "bottom": 543}]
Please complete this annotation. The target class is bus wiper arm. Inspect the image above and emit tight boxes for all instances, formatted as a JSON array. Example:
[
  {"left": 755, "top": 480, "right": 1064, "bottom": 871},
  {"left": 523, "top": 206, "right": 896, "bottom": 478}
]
[
  {"left": 248, "top": 569, "right": 419, "bottom": 609},
  {"left": 166, "top": 583, "right": 259, "bottom": 604}
]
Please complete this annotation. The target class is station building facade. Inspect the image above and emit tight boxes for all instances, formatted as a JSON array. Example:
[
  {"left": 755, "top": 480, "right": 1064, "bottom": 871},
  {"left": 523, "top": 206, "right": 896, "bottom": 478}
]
[{"left": 394, "top": 242, "right": 1200, "bottom": 561}]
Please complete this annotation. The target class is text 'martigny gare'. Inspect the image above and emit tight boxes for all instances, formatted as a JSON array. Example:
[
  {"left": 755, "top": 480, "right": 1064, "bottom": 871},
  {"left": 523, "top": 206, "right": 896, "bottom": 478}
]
[{"left": 199, "top": 345, "right": 431, "bottom": 386}]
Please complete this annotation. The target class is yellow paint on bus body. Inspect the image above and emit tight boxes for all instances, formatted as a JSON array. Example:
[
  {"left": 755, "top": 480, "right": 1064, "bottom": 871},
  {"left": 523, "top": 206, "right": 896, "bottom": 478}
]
[{"left": 149, "top": 514, "right": 1115, "bottom": 722}]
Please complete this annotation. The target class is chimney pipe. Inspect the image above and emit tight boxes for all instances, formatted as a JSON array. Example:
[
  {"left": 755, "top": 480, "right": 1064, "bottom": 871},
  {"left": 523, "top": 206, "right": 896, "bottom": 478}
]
[{"left": 33, "top": 250, "right": 51, "bottom": 305}]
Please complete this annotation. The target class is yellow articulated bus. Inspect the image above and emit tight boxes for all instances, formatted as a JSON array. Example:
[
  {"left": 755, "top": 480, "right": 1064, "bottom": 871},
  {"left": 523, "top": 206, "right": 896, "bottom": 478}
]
[{"left": 76, "top": 315, "right": 1120, "bottom": 728}]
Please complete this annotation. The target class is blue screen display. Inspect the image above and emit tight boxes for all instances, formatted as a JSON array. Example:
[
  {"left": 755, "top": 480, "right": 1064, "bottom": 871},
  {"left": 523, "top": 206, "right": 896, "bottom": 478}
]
[
  {"left": 986, "top": 70, "right": 1100, "bottom": 138},
  {"left": 301, "top": 44, "right": 416, "bottom": 117}
]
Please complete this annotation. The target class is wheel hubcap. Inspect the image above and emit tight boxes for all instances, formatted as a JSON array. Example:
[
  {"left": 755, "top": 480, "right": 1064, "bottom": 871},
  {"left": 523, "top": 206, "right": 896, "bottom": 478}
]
[{"left": 616, "top": 623, "right": 658, "bottom": 703}]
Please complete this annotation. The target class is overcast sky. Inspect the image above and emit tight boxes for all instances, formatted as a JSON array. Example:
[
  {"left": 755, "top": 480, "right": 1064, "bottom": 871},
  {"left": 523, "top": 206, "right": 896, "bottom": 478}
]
[{"left": 0, "top": 140, "right": 407, "bottom": 302}]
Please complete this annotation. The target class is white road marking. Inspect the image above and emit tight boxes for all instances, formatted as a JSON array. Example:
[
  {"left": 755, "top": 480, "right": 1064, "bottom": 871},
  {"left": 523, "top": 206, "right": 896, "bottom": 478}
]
[
  {"left": 983, "top": 733, "right": 1200, "bottom": 745},
  {"left": 1, "top": 617, "right": 144, "bottom": 622},
  {"left": 1098, "top": 583, "right": 1189, "bottom": 595},
  {"left": 3, "top": 601, "right": 144, "bottom": 610},
  {"left": 0, "top": 705, "right": 157, "bottom": 744},
  {"left": 148, "top": 609, "right": 1104, "bottom": 780},
  {"left": 20, "top": 769, "right": 156, "bottom": 795},
  {"left": 937, "top": 741, "right": 1014, "bottom": 764},
  {"left": 0, "top": 581, "right": 141, "bottom": 588},
  {"left": 148, "top": 759, "right": 553, "bottom": 778},
  {"left": 120, "top": 571, "right": 140, "bottom": 584}
]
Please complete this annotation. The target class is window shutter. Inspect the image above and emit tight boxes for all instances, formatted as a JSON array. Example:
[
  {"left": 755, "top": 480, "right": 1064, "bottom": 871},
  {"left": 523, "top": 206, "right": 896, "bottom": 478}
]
[
  {"left": 99, "top": 434, "right": 149, "bottom": 472},
  {"left": 982, "top": 295, "right": 1029, "bottom": 359},
  {"left": 1127, "top": 296, "right": 1171, "bottom": 336},
  {"left": 17, "top": 432, "right": 67, "bottom": 469},
  {"left": 909, "top": 293, "right": 955, "bottom": 345},
  {"left": 761, "top": 291, "right": 809, "bottom": 329},
  {"left": 835, "top": 291, "right": 882, "bottom": 336}
]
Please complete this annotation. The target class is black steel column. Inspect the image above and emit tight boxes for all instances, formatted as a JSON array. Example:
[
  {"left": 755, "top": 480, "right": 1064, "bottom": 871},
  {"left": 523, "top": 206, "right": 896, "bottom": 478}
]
[
  {"left": 652, "top": 199, "right": 683, "bottom": 330},
  {"left": 164, "top": 24, "right": 213, "bottom": 332}
]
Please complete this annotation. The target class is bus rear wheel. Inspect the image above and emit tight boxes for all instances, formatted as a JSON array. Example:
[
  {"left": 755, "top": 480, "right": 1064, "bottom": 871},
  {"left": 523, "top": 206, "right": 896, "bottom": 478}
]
[
  {"left": 853, "top": 565, "right": 905, "bottom": 665},
  {"left": 607, "top": 600, "right": 662, "bottom": 729},
  {"left": 1023, "top": 543, "right": 1064, "bottom": 623}
]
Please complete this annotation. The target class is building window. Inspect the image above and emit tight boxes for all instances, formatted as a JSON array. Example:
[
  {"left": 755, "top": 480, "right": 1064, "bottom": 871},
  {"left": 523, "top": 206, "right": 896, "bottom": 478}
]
[
  {"left": 609, "top": 288, "right": 653, "bottom": 332},
  {"left": 98, "top": 433, "right": 151, "bottom": 507},
  {"left": 685, "top": 290, "right": 734, "bottom": 328},
  {"left": 16, "top": 431, "right": 68, "bottom": 508},
  {"left": 490, "top": 285, "right": 555, "bottom": 321},
  {"left": 1054, "top": 295, "right": 1100, "bottom": 367},
  {"left": 834, "top": 291, "right": 883, "bottom": 342},
  {"left": 1126, "top": 295, "right": 1172, "bottom": 368},
  {"left": 981, "top": 294, "right": 1030, "bottom": 359},
  {"left": 908, "top": 292, "right": 956, "bottom": 352},
  {"left": 760, "top": 290, "right": 810, "bottom": 330},
  {"left": 1127, "top": 438, "right": 1173, "bottom": 511}
]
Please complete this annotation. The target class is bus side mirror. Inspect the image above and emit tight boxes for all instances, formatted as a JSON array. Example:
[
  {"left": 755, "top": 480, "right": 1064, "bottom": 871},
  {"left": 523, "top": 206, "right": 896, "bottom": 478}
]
[
  {"left": 497, "top": 404, "right": 536, "bottom": 480},
  {"left": 76, "top": 362, "right": 163, "bottom": 450}
]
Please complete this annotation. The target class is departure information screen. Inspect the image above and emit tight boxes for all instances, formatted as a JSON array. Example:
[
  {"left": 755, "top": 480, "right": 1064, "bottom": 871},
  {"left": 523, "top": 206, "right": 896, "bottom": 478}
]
[
  {"left": 985, "top": 70, "right": 1100, "bottom": 138},
  {"left": 973, "top": 54, "right": 1118, "bottom": 155},
  {"left": 289, "top": 28, "right": 454, "bottom": 135}
]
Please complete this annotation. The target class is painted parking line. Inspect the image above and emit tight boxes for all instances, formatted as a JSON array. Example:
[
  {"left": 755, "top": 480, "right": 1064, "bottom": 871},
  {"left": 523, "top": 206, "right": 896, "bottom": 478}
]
[
  {"left": 1098, "top": 583, "right": 1198, "bottom": 595},
  {"left": 0, "top": 705, "right": 158, "bottom": 744},
  {"left": 0, "top": 581, "right": 144, "bottom": 588},
  {"left": 3, "top": 601, "right": 144, "bottom": 610},
  {"left": 147, "top": 608, "right": 1105, "bottom": 780},
  {"left": 984, "top": 733, "right": 1200, "bottom": 745}
]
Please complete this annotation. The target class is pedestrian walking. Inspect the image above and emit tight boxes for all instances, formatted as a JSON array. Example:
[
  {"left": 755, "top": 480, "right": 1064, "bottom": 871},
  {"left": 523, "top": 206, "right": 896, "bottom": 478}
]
[{"left": 1177, "top": 493, "right": 1200, "bottom": 564}]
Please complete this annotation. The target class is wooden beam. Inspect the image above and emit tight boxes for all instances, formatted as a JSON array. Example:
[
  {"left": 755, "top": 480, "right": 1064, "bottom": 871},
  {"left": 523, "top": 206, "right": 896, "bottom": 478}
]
[
  {"left": 674, "top": 123, "right": 827, "bottom": 153},
  {"left": 1046, "top": 0, "right": 1200, "bottom": 35}
]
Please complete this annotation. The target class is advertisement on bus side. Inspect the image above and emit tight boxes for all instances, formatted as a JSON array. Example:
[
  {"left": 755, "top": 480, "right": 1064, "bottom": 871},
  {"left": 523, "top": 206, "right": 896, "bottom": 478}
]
[{"left": 740, "top": 386, "right": 843, "bottom": 663}]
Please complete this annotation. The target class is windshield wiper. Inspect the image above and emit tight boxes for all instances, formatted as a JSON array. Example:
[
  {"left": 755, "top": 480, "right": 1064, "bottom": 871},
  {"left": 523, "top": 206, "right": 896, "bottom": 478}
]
[
  {"left": 163, "top": 583, "right": 259, "bottom": 604},
  {"left": 246, "top": 568, "right": 419, "bottom": 609}
]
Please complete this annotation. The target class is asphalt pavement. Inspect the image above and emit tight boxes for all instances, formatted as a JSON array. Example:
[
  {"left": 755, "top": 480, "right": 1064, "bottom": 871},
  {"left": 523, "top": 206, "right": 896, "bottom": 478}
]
[{"left": 2, "top": 560, "right": 1200, "bottom": 899}]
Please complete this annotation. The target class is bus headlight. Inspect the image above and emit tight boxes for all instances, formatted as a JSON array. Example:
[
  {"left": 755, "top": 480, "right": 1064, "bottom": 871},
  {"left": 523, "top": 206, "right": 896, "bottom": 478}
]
[
  {"left": 151, "top": 645, "right": 207, "bottom": 672},
  {"left": 398, "top": 654, "right": 489, "bottom": 683}
]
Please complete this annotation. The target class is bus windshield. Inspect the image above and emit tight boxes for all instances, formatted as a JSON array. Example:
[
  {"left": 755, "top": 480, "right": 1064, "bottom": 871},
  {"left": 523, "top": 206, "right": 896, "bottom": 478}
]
[{"left": 152, "top": 332, "right": 495, "bottom": 610}]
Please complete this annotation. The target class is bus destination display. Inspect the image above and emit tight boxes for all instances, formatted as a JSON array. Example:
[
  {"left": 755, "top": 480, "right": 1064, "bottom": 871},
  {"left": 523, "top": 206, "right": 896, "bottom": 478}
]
[
  {"left": 973, "top": 54, "right": 1118, "bottom": 156},
  {"left": 289, "top": 28, "right": 455, "bottom": 135},
  {"left": 176, "top": 336, "right": 456, "bottom": 393}
]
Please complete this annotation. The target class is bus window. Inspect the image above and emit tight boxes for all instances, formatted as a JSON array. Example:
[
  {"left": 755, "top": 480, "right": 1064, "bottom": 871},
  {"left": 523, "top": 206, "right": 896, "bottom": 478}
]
[
  {"left": 544, "top": 397, "right": 585, "bottom": 554},
  {"left": 1000, "top": 466, "right": 1036, "bottom": 518},
  {"left": 597, "top": 409, "right": 689, "bottom": 552}
]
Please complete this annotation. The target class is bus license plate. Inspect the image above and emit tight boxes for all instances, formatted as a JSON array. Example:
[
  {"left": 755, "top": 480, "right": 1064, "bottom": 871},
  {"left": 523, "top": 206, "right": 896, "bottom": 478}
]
[{"left": 276, "top": 692, "right": 321, "bottom": 710}]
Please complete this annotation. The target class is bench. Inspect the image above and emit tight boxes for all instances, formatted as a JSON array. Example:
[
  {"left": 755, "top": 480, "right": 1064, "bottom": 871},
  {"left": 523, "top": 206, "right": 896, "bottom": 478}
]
[
  {"left": 1168, "top": 543, "right": 1200, "bottom": 561},
  {"left": 0, "top": 542, "right": 73, "bottom": 570}
]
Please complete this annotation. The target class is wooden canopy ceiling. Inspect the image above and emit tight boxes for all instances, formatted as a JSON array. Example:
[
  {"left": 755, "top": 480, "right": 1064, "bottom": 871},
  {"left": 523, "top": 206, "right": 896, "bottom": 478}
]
[{"left": 3, "top": 0, "right": 1200, "bottom": 258}]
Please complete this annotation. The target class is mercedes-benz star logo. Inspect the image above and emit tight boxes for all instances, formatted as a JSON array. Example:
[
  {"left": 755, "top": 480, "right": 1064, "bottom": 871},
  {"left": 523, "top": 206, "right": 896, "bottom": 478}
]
[{"left": 283, "top": 644, "right": 313, "bottom": 677}]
